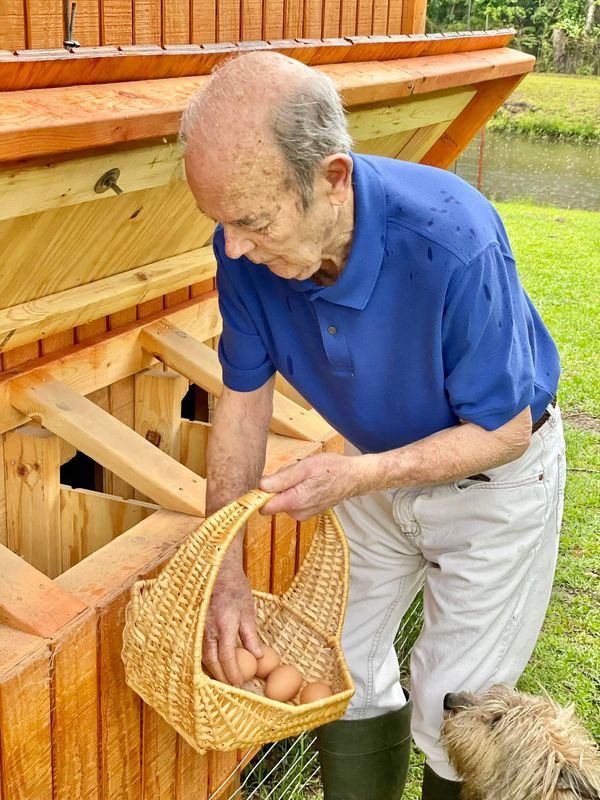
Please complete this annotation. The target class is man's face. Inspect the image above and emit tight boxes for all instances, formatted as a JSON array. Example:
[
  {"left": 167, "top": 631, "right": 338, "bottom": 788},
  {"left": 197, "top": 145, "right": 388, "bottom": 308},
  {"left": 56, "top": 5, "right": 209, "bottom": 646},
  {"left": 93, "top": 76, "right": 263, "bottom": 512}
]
[{"left": 186, "top": 146, "right": 338, "bottom": 281}]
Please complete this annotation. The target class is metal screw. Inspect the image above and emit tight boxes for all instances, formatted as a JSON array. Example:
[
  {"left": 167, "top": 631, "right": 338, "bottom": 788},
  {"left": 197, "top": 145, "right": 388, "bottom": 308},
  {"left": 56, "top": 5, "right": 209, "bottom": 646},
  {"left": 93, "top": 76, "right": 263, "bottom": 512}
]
[{"left": 95, "top": 168, "right": 124, "bottom": 196}]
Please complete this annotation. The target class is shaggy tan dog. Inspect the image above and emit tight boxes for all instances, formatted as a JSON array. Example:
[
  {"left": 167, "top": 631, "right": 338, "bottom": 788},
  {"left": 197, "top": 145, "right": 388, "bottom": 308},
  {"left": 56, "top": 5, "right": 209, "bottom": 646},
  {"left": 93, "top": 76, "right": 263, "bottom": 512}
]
[{"left": 441, "top": 684, "right": 600, "bottom": 800}]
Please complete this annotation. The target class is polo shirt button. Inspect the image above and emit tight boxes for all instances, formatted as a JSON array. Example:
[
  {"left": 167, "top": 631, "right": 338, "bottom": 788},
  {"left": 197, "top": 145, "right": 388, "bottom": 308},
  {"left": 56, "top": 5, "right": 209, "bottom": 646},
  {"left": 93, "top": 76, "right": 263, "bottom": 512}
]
[{"left": 327, "top": 326, "right": 337, "bottom": 335}]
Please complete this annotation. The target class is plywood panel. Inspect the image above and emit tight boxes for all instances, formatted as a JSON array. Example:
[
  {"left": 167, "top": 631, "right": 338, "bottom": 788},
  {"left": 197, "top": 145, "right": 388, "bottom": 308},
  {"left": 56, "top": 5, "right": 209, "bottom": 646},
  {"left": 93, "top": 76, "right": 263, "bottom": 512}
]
[
  {"left": 0, "top": 0, "right": 27, "bottom": 49},
  {"left": 0, "top": 182, "right": 208, "bottom": 307}
]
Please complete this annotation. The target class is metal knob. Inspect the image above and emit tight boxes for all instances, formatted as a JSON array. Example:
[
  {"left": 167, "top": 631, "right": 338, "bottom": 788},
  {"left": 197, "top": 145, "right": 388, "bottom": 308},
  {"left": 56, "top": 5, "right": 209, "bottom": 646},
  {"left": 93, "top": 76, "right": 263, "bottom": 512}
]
[{"left": 95, "top": 168, "right": 124, "bottom": 196}]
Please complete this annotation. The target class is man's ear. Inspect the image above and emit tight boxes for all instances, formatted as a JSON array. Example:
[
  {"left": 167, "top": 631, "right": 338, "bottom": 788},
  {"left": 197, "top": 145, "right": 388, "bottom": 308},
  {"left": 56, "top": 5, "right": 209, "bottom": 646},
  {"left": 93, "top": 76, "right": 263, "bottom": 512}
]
[
  {"left": 556, "top": 763, "right": 600, "bottom": 799},
  {"left": 321, "top": 154, "right": 353, "bottom": 206}
]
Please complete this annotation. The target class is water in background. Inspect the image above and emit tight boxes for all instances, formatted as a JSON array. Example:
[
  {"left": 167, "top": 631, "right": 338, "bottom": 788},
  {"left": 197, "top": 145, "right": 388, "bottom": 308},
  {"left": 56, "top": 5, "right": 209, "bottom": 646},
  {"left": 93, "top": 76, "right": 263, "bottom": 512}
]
[{"left": 454, "top": 130, "right": 600, "bottom": 211}]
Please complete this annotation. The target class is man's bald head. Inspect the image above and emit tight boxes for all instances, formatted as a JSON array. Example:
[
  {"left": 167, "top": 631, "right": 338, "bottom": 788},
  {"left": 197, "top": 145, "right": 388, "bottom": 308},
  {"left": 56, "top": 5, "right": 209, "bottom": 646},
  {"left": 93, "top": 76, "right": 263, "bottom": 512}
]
[{"left": 180, "top": 52, "right": 352, "bottom": 209}]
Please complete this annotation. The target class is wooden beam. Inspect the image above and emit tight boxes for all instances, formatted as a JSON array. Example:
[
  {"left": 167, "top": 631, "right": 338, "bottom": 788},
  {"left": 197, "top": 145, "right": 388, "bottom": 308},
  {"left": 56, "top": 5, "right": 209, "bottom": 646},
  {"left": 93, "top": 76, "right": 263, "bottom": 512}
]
[
  {"left": 0, "top": 32, "right": 517, "bottom": 91},
  {"left": 180, "top": 419, "right": 210, "bottom": 477},
  {"left": 134, "top": 369, "right": 188, "bottom": 459},
  {"left": 9, "top": 372, "right": 206, "bottom": 515},
  {"left": 60, "top": 486, "right": 157, "bottom": 571},
  {"left": 0, "top": 47, "right": 534, "bottom": 162},
  {"left": 0, "top": 543, "right": 87, "bottom": 637},
  {"left": 4, "top": 424, "right": 62, "bottom": 577},
  {"left": 0, "top": 138, "right": 186, "bottom": 221},
  {"left": 347, "top": 86, "right": 476, "bottom": 140},
  {"left": 0, "top": 292, "right": 222, "bottom": 436},
  {"left": 140, "top": 321, "right": 334, "bottom": 441},
  {"left": 421, "top": 72, "right": 532, "bottom": 168}
]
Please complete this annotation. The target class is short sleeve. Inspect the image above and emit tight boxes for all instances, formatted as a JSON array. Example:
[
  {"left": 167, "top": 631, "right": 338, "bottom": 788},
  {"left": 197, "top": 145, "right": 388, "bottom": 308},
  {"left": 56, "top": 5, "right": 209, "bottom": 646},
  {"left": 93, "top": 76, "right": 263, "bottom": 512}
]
[
  {"left": 442, "top": 242, "right": 535, "bottom": 430},
  {"left": 214, "top": 236, "right": 276, "bottom": 392}
]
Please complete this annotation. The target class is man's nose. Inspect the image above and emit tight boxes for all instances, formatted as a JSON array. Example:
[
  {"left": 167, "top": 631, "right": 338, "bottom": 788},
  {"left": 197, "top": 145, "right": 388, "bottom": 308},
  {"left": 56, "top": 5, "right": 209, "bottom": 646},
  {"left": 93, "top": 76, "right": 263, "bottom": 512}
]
[{"left": 223, "top": 225, "right": 254, "bottom": 259}]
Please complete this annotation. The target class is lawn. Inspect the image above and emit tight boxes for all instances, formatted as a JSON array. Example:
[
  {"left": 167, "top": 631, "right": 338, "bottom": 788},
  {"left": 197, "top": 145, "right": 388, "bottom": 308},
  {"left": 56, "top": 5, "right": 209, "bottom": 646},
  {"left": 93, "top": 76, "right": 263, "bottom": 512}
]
[
  {"left": 242, "top": 201, "right": 600, "bottom": 798},
  {"left": 488, "top": 71, "right": 600, "bottom": 141}
]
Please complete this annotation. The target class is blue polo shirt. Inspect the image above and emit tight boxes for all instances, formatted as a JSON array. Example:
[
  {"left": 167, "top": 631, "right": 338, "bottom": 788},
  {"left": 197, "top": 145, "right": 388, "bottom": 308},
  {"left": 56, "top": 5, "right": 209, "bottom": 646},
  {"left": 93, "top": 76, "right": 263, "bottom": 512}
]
[{"left": 214, "top": 154, "right": 559, "bottom": 454}]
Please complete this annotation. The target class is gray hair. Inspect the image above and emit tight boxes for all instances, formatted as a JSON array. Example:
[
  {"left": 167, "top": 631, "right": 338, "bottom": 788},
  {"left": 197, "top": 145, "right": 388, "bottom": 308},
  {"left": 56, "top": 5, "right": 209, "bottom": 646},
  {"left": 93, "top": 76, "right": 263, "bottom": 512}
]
[
  {"left": 179, "top": 56, "right": 352, "bottom": 210},
  {"left": 271, "top": 72, "right": 353, "bottom": 209}
]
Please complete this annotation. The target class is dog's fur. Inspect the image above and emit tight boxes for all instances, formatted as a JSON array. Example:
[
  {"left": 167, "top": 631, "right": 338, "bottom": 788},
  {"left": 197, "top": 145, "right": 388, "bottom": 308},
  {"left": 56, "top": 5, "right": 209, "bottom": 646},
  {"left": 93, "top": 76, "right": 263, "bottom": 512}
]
[{"left": 440, "top": 684, "right": 600, "bottom": 800}]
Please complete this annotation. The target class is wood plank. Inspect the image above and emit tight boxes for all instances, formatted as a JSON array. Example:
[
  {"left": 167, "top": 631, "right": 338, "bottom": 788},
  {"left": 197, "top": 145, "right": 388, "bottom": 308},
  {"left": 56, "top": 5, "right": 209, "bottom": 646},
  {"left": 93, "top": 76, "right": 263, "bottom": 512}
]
[
  {"left": 303, "top": 0, "right": 324, "bottom": 37},
  {"left": 9, "top": 373, "right": 206, "bottom": 515},
  {"left": 0, "top": 0, "right": 26, "bottom": 49},
  {"left": 165, "top": 286, "right": 191, "bottom": 307},
  {"left": 180, "top": 419, "right": 210, "bottom": 477},
  {"left": 241, "top": 0, "right": 262, "bottom": 40},
  {"left": 190, "top": 0, "right": 216, "bottom": 44},
  {"left": 372, "top": 0, "right": 389, "bottom": 33},
  {"left": 208, "top": 751, "right": 239, "bottom": 800},
  {"left": 355, "top": 0, "right": 373, "bottom": 34},
  {"left": 353, "top": 129, "right": 414, "bottom": 158},
  {"left": 2, "top": 340, "right": 39, "bottom": 369},
  {"left": 142, "top": 705, "right": 178, "bottom": 799},
  {"left": 0, "top": 48, "right": 532, "bottom": 161},
  {"left": 284, "top": 0, "right": 304, "bottom": 38},
  {"left": 348, "top": 86, "right": 476, "bottom": 140},
  {"left": 134, "top": 368, "right": 188, "bottom": 459},
  {"left": 297, "top": 516, "right": 317, "bottom": 570},
  {"left": 175, "top": 739, "right": 209, "bottom": 800},
  {"left": 0, "top": 292, "right": 222, "bottom": 436},
  {"left": 322, "top": 0, "right": 342, "bottom": 37},
  {"left": 71, "top": 0, "right": 102, "bottom": 47},
  {"left": 0, "top": 626, "right": 53, "bottom": 800},
  {"left": 140, "top": 322, "right": 334, "bottom": 441},
  {"left": 99, "top": 593, "right": 143, "bottom": 800},
  {"left": 0, "top": 185, "right": 212, "bottom": 311},
  {"left": 4, "top": 424, "right": 61, "bottom": 577},
  {"left": 396, "top": 119, "right": 452, "bottom": 161},
  {"left": 104, "top": 377, "right": 136, "bottom": 499},
  {"left": 133, "top": 0, "right": 162, "bottom": 44},
  {"left": 271, "top": 513, "right": 297, "bottom": 593},
  {"left": 0, "top": 435, "right": 5, "bottom": 546},
  {"left": 401, "top": 0, "right": 426, "bottom": 33},
  {"left": 60, "top": 486, "right": 157, "bottom": 570},
  {"left": 261, "top": 0, "right": 284, "bottom": 39},
  {"left": 0, "top": 139, "right": 187, "bottom": 221},
  {"left": 244, "top": 512, "right": 272, "bottom": 592},
  {"left": 387, "top": 0, "right": 403, "bottom": 34},
  {"left": 25, "top": 0, "right": 62, "bottom": 49},
  {"left": 217, "top": 0, "right": 240, "bottom": 42},
  {"left": 102, "top": 0, "right": 134, "bottom": 45},
  {"left": 51, "top": 611, "right": 100, "bottom": 800},
  {"left": 0, "top": 543, "right": 87, "bottom": 636},
  {"left": 40, "top": 329, "right": 75, "bottom": 356},
  {"left": 163, "top": 0, "right": 190, "bottom": 44},
  {"left": 421, "top": 72, "right": 530, "bottom": 168}
]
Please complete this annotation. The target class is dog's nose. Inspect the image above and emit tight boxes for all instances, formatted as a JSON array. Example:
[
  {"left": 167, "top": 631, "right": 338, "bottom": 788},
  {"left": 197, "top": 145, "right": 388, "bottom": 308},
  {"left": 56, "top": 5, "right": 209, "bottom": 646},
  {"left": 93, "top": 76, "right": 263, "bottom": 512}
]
[{"left": 443, "top": 693, "right": 456, "bottom": 711}]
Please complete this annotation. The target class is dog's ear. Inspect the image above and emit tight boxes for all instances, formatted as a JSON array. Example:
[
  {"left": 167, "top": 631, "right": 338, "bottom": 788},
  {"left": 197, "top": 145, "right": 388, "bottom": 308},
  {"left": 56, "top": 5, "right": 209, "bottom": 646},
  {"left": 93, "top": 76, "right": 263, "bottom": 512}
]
[{"left": 556, "top": 763, "right": 600, "bottom": 799}]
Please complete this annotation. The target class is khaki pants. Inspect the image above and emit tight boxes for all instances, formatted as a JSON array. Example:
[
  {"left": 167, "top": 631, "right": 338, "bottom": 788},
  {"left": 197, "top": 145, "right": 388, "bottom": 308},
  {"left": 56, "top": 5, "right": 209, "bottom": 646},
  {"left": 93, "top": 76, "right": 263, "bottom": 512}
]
[{"left": 335, "top": 403, "right": 566, "bottom": 780}]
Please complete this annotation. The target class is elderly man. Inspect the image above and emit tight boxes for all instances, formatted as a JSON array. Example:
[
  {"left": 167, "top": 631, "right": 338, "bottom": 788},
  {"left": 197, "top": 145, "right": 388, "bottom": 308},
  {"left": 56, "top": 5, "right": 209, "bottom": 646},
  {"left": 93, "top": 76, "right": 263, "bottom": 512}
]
[{"left": 180, "top": 52, "right": 565, "bottom": 800}]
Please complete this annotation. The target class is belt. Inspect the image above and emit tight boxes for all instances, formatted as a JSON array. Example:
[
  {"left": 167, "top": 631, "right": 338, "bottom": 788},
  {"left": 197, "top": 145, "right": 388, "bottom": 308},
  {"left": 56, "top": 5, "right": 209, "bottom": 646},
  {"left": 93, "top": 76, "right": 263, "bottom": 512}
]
[{"left": 468, "top": 396, "right": 557, "bottom": 483}]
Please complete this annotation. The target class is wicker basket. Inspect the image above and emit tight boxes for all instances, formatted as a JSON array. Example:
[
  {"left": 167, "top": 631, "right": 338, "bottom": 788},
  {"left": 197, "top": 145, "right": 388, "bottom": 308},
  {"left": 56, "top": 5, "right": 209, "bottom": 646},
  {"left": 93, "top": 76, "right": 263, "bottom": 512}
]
[{"left": 122, "top": 489, "right": 355, "bottom": 753}]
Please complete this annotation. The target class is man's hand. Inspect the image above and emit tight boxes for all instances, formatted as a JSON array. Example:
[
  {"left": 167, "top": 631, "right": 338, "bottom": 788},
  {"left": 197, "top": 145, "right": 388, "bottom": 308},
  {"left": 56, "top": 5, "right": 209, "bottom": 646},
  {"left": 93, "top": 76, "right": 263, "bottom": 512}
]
[
  {"left": 259, "top": 453, "right": 362, "bottom": 520},
  {"left": 202, "top": 548, "right": 263, "bottom": 687}
]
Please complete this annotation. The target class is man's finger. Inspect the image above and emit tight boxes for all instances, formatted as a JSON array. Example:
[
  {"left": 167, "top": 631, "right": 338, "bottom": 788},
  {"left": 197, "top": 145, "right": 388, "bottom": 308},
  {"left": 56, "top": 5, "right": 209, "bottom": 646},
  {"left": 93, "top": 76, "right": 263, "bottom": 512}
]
[
  {"left": 203, "top": 638, "right": 226, "bottom": 683},
  {"left": 260, "top": 487, "right": 300, "bottom": 515},
  {"left": 239, "top": 619, "right": 264, "bottom": 660},
  {"left": 260, "top": 461, "right": 306, "bottom": 493},
  {"left": 218, "top": 635, "right": 245, "bottom": 687}
]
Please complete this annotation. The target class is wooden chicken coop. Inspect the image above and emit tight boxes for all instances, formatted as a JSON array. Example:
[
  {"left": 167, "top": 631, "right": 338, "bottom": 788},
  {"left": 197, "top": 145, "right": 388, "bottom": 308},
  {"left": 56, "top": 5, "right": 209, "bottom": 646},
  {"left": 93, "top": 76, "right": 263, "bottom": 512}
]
[{"left": 0, "top": 1, "right": 534, "bottom": 797}]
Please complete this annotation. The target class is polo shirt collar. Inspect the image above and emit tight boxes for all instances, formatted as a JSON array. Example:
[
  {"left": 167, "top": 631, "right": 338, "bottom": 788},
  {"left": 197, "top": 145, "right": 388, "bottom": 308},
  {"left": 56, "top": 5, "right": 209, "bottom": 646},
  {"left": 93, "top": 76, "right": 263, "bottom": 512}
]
[{"left": 288, "top": 153, "right": 387, "bottom": 310}]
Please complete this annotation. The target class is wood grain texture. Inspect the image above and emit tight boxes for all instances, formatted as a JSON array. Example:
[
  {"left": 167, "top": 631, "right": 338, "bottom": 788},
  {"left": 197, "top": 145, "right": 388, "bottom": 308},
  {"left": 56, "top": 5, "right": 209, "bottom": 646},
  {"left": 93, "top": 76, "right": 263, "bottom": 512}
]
[
  {"left": 102, "top": 0, "right": 134, "bottom": 45},
  {"left": 0, "top": 292, "right": 222, "bottom": 436},
  {"left": 0, "top": 542, "right": 87, "bottom": 636},
  {"left": 175, "top": 739, "right": 209, "bottom": 800},
  {"left": 9, "top": 372, "right": 206, "bottom": 514},
  {"left": 208, "top": 751, "right": 239, "bottom": 800},
  {"left": 51, "top": 611, "right": 100, "bottom": 800},
  {"left": 60, "top": 486, "right": 157, "bottom": 569},
  {"left": 401, "top": 0, "right": 426, "bottom": 33},
  {"left": 0, "top": 0, "right": 27, "bottom": 49},
  {"left": 0, "top": 247, "right": 216, "bottom": 354},
  {"left": 0, "top": 435, "right": 6, "bottom": 546},
  {"left": 4, "top": 424, "right": 61, "bottom": 577},
  {"left": 372, "top": 0, "right": 389, "bottom": 33},
  {"left": 0, "top": 626, "right": 53, "bottom": 800},
  {"left": 26, "top": 0, "right": 63, "bottom": 48},
  {"left": 163, "top": 0, "right": 190, "bottom": 44},
  {"left": 303, "top": 0, "right": 324, "bottom": 37},
  {"left": 180, "top": 419, "right": 210, "bottom": 477},
  {"left": 241, "top": 0, "right": 263, "bottom": 40},
  {"left": 191, "top": 0, "right": 217, "bottom": 44},
  {"left": 284, "top": 0, "right": 304, "bottom": 38},
  {"left": 217, "top": 0, "right": 240, "bottom": 41},
  {"left": 271, "top": 513, "right": 297, "bottom": 593},
  {"left": 133, "top": 0, "right": 162, "bottom": 44},
  {"left": 395, "top": 119, "right": 452, "bottom": 161},
  {"left": 322, "top": 0, "right": 342, "bottom": 37},
  {"left": 262, "top": 0, "right": 284, "bottom": 39},
  {"left": 387, "top": 0, "right": 403, "bottom": 33},
  {"left": 71, "top": 0, "right": 102, "bottom": 47}
]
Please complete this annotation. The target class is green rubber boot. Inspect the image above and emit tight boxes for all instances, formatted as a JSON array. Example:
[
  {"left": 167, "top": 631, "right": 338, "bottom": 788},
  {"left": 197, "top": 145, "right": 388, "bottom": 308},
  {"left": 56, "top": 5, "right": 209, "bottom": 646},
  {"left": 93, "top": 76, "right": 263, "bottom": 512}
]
[
  {"left": 421, "top": 763, "right": 463, "bottom": 799},
  {"left": 316, "top": 701, "right": 412, "bottom": 800}
]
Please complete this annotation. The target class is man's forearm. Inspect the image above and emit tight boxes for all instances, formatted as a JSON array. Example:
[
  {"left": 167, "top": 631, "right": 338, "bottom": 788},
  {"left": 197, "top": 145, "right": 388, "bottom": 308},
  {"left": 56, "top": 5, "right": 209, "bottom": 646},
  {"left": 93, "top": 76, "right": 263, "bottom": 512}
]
[{"left": 355, "top": 408, "right": 533, "bottom": 495}]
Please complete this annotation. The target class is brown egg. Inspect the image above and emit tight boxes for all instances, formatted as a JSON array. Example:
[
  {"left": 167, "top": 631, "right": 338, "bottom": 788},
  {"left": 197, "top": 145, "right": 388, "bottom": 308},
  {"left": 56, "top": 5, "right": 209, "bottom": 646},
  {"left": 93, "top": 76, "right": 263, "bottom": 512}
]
[
  {"left": 255, "top": 645, "right": 281, "bottom": 679},
  {"left": 235, "top": 648, "right": 258, "bottom": 682},
  {"left": 300, "top": 681, "right": 334, "bottom": 704},
  {"left": 265, "top": 664, "right": 304, "bottom": 702}
]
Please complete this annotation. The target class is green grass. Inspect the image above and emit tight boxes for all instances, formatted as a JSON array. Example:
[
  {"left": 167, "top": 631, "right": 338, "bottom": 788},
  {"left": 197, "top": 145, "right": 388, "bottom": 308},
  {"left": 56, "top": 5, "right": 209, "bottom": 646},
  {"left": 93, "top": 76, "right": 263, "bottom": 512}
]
[
  {"left": 242, "top": 201, "right": 600, "bottom": 797},
  {"left": 488, "top": 72, "right": 600, "bottom": 141}
]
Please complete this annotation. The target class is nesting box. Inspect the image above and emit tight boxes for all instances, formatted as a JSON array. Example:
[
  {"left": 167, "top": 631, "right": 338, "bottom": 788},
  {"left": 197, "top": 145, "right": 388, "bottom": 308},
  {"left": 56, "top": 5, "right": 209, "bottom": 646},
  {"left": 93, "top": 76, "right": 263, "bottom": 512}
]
[{"left": 0, "top": 6, "right": 534, "bottom": 796}]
